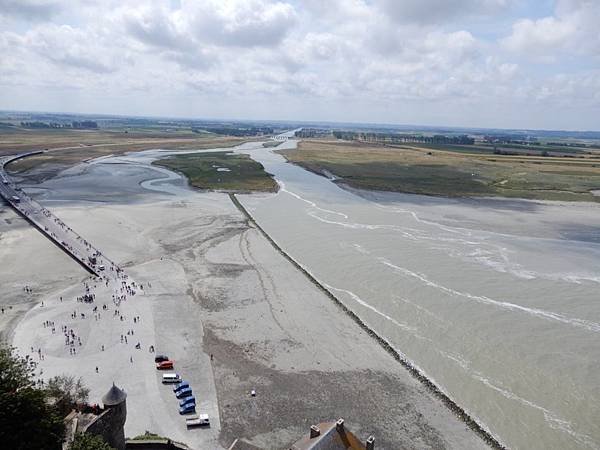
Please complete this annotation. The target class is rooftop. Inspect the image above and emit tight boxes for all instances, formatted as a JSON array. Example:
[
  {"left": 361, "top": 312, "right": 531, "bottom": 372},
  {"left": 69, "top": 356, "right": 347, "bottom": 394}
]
[
  {"left": 102, "top": 382, "right": 127, "bottom": 406},
  {"left": 289, "top": 419, "right": 373, "bottom": 450}
]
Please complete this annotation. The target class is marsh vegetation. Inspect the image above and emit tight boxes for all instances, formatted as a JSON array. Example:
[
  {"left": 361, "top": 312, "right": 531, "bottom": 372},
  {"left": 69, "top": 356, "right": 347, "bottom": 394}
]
[
  {"left": 154, "top": 151, "right": 278, "bottom": 192},
  {"left": 279, "top": 140, "right": 600, "bottom": 202}
]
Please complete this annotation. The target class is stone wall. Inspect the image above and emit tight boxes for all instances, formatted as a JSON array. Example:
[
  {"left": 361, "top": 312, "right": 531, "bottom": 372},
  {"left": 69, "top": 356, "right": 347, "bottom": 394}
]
[
  {"left": 84, "top": 402, "right": 126, "bottom": 450},
  {"left": 125, "top": 439, "right": 191, "bottom": 450}
]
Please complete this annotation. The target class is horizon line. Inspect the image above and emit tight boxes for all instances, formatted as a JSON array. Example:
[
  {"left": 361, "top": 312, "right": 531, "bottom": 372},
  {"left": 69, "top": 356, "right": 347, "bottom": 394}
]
[{"left": 1, "top": 108, "right": 599, "bottom": 136}]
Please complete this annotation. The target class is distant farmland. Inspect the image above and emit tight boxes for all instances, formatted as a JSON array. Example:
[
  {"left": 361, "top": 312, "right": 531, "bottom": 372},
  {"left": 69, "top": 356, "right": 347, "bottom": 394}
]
[{"left": 279, "top": 139, "right": 600, "bottom": 202}]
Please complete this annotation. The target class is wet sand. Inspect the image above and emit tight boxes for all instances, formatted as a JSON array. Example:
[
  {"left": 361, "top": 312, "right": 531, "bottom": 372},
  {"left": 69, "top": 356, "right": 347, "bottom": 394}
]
[
  {"left": 0, "top": 171, "right": 488, "bottom": 449},
  {"left": 0, "top": 205, "right": 81, "bottom": 341}
]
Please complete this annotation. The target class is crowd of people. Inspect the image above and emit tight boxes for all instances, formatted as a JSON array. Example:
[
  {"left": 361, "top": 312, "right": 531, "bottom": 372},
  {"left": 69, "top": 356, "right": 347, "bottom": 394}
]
[
  {"left": 26, "top": 246, "right": 154, "bottom": 385},
  {"left": 8, "top": 188, "right": 158, "bottom": 389}
]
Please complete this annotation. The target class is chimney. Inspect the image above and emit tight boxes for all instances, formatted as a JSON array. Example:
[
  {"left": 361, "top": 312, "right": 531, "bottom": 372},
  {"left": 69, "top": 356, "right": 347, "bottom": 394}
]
[
  {"left": 310, "top": 425, "right": 320, "bottom": 439},
  {"left": 366, "top": 435, "right": 375, "bottom": 450},
  {"left": 336, "top": 418, "right": 345, "bottom": 432}
]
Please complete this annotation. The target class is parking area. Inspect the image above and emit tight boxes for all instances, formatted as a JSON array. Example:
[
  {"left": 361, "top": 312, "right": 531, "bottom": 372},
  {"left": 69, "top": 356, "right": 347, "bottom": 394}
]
[
  {"left": 9, "top": 208, "right": 222, "bottom": 449},
  {"left": 130, "top": 259, "right": 221, "bottom": 448}
]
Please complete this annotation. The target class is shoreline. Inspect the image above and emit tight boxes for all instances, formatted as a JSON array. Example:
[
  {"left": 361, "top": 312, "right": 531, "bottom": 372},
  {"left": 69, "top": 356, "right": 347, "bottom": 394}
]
[
  {"left": 276, "top": 150, "right": 600, "bottom": 205},
  {"left": 342, "top": 181, "right": 600, "bottom": 209},
  {"left": 229, "top": 192, "right": 506, "bottom": 450}
]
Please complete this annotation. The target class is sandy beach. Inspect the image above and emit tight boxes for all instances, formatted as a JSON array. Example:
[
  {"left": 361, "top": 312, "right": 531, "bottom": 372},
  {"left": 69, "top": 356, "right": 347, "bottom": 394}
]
[{"left": 1, "top": 179, "right": 488, "bottom": 449}]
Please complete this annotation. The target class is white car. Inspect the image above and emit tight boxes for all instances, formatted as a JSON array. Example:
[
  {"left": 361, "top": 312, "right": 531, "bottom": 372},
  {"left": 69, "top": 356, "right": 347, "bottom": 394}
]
[
  {"left": 161, "top": 373, "right": 181, "bottom": 384},
  {"left": 186, "top": 414, "right": 210, "bottom": 427}
]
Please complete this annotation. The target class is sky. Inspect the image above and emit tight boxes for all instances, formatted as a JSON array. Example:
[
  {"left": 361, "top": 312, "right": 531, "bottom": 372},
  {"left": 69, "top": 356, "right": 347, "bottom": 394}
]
[{"left": 0, "top": 0, "right": 599, "bottom": 130}]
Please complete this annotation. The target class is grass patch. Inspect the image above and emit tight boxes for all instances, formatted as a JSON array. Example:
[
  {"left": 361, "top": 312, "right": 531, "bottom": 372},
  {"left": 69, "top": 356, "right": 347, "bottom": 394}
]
[
  {"left": 279, "top": 139, "right": 600, "bottom": 202},
  {"left": 131, "top": 432, "right": 165, "bottom": 441},
  {"left": 154, "top": 151, "right": 278, "bottom": 193}
]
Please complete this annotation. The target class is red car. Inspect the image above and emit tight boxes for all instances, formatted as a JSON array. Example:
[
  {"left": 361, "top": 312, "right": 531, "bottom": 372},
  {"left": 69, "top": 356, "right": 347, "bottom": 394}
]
[{"left": 156, "top": 360, "right": 174, "bottom": 370}]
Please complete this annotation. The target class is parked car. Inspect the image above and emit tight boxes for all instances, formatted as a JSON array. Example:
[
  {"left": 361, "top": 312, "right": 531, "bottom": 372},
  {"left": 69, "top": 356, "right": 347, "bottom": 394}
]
[
  {"left": 156, "top": 360, "right": 174, "bottom": 370},
  {"left": 179, "top": 396, "right": 196, "bottom": 407},
  {"left": 173, "top": 381, "right": 189, "bottom": 392},
  {"left": 179, "top": 404, "right": 196, "bottom": 415},
  {"left": 186, "top": 414, "right": 210, "bottom": 427},
  {"left": 154, "top": 355, "right": 169, "bottom": 363},
  {"left": 176, "top": 387, "right": 193, "bottom": 399},
  {"left": 162, "top": 373, "right": 181, "bottom": 384}
]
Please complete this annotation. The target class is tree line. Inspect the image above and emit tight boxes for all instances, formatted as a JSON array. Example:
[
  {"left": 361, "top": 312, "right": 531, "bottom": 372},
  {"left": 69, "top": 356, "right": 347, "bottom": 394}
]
[
  {"left": 192, "top": 126, "right": 273, "bottom": 136},
  {"left": 332, "top": 131, "right": 475, "bottom": 145},
  {"left": 20, "top": 121, "right": 98, "bottom": 129}
]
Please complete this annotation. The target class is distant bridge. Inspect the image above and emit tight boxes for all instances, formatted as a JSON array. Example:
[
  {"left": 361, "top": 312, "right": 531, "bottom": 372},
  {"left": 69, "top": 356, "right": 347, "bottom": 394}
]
[{"left": 271, "top": 128, "right": 302, "bottom": 141}]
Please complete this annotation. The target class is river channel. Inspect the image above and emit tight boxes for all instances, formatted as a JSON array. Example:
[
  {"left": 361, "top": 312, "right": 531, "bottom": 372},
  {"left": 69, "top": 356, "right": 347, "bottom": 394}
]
[{"left": 24, "top": 139, "right": 600, "bottom": 449}]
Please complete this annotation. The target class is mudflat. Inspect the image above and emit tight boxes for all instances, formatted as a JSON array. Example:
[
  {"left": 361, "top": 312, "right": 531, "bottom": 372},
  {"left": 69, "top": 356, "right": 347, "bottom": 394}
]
[{"left": 1, "top": 178, "right": 487, "bottom": 449}]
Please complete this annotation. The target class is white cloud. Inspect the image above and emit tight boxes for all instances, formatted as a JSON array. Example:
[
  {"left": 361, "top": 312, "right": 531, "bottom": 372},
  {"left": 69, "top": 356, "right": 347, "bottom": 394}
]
[
  {"left": 119, "top": 0, "right": 297, "bottom": 51},
  {"left": 113, "top": 0, "right": 298, "bottom": 70},
  {"left": 22, "top": 24, "right": 124, "bottom": 73},
  {"left": 185, "top": 0, "right": 297, "bottom": 47},
  {"left": 502, "top": 16, "right": 575, "bottom": 60},
  {"left": 122, "top": 5, "right": 190, "bottom": 51},
  {"left": 501, "top": 0, "right": 600, "bottom": 60},
  {"left": 0, "top": 0, "right": 598, "bottom": 129}
]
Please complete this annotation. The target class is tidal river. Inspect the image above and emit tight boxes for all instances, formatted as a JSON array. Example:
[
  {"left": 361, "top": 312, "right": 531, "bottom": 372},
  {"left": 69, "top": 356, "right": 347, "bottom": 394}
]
[
  {"left": 30, "top": 139, "right": 600, "bottom": 449},
  {"left": 235, "top": 140, "right": 600, "bottom": 450}
]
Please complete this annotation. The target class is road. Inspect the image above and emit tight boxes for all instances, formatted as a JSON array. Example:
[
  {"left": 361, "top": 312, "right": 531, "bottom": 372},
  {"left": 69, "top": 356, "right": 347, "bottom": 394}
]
[{"left": 0, "top": 152, "right": 116, "bottom": 278}]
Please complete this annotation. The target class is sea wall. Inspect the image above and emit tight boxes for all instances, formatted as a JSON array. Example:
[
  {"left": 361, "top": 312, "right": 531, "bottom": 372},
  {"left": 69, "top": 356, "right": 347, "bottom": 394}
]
[{"left": 229, "top": 193, "right": 506, "bottom": 450}]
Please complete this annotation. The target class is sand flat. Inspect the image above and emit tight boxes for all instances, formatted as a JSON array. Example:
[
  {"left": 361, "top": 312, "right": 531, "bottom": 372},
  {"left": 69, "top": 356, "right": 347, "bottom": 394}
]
[{"left": 2, "top": 190, "right": 488, "bottom": 449}]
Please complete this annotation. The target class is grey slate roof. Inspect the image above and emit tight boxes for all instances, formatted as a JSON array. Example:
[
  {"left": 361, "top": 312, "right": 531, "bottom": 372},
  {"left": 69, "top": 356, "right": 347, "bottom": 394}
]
[{"left": 102, "top": 382, "right": 127, "bottom": 406}]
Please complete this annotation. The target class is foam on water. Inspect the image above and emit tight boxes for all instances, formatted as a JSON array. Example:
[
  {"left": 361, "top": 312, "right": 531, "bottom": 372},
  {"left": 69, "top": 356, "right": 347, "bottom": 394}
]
[
  {"left": 373, "top": 201, "right": 473, "bottom": 235},
  {"left": 311, "top": 207, "right": 600, "bottom": 286},
  {"left": 324, "top": 284, "right": 417, "bottom": 333},
  {"left": 306, "top": 210, "right": 420, "bottom": 240},
  {"left": 278, "top": 180, "right": 349, "bottom": 219},
  {"left": 379, "top": 258, "right": 600, "bottom": 333}
]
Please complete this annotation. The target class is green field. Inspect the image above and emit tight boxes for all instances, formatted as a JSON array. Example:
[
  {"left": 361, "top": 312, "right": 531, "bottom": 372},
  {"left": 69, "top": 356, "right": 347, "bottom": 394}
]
[
  {"left": 154, "top": 152, "right": 278, "bottom": 193},
  {"left": 279, "top": 140, "right": 600, "bottom": 202}
]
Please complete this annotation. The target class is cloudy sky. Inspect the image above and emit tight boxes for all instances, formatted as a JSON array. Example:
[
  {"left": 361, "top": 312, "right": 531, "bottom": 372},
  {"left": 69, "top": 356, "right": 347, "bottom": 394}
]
[{"left": 0, "top": 0, "right": 598, "bottom": 130}]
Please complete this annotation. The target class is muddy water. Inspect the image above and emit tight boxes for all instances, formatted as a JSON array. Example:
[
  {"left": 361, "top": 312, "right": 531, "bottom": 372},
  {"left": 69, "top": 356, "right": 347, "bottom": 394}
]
[
  {"left": 234, "top": 141, "right": 600, "bottom": 450},
  {"left": 26, "top": 140, "right": 600, "bottom": 449}
]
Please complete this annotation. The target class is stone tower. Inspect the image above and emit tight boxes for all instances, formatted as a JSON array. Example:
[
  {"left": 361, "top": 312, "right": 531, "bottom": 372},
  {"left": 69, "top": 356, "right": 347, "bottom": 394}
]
[{"left": 100, "top": 383, "right": 127, "bottom": 450}]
